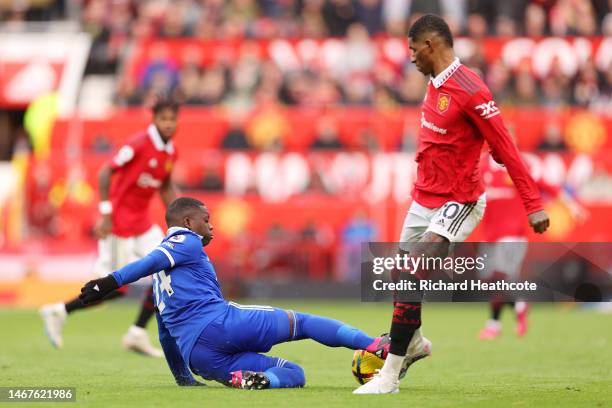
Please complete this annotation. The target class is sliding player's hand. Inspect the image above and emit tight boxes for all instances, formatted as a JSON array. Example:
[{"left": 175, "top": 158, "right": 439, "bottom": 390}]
[
  {"left": 177, "top": 378, "right": 207, "bottom": 387},
  {"left": 528, "top": 210, "right": 550, "bottom": 234},
  {"left": 79, "top": 275, "right": 119, "bottom": 304}
]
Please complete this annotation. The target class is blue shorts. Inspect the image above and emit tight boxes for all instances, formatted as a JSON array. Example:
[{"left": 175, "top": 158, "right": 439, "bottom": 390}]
[{"left": 189, "top": 302, "right": 292, "bottom": 382}]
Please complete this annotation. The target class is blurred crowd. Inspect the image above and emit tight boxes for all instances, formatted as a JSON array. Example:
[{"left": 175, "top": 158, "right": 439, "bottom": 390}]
[
  {"left": 4, "top": 0, "right": 611, "bottom": 37},
  {"left": 113, "top": 40, "right": 612, "bottom": 112},
  {"left": 1, "top": 0, "right": 611, "bottom": 109}
]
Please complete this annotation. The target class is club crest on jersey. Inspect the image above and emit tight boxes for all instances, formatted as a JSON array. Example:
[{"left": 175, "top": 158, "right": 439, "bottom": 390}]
[
  {"left": 169, "top": 235, "right": 186, "bottom": 243},
  {"left": 149, "top": 158, "right": 158, "bottom": 168},
  {"left": 437, "top": 93, "right": 451, "bottom": 113}
]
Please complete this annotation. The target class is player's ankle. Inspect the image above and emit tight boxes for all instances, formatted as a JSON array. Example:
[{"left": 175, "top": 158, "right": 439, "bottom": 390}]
[
  {"left": 379, "top": 353, "right": 404, "bottom": 379},
  {"left": 485, "top": 319, "right": 501, "bottom": 330},
  {"left": 127, "top": 325, "right": 146, "bottom": 334}
]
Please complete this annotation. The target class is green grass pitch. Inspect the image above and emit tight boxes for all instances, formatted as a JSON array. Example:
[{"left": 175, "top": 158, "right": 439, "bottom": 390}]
[{"left": 1, "top": 302, "right": 611, "bottom": 407}]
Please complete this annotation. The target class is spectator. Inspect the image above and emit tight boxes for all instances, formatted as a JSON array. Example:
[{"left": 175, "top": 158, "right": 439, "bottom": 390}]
[
  {"left": 311, "top": 117, "right": 345, "bottom": 150},
  {"left": 199, "top": 66, "right": 228, "bottom": 105},
  {"left": 199, "top": 162, "right": 224, "bottom": 192},
  {"left": 174, "top": 65, "right": 203, "bottom": 105},
  {"left": 355, "top": 0, "right": 384, "bottom": 34},
  {"left": 336, "top": 210, "right": 376, "bottom": 282},
  {"left": 513, "top": 67, "right": 540, "bottom": 106},
  {"left": 572, "top": 61, "right": 601, "bottom": 106},
  {"left": 487, "top": 60, "right": 513, "bottom": 101},
  {"left": 91, "top": 134, "right": 113, "bottom": 154},
  {"left": 397, "top": 68, "right": 428, "bottom": 105},
  {"left": 222, "top": 113, "right": 252, "bottom": 150},
  {"left": 322, "top": 0, "right": 357, "bottom": 36},
  {"left": 524, "top": 3, "right": 548, "bottom": 36},
  {"left": 537, "top": 122, "right": 568, "bottom": 152}
]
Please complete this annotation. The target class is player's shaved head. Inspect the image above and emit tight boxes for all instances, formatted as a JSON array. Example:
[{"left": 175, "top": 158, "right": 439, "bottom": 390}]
[
  {"left": 165, "top": 197, "right": 206, "bottom": 227},
  {"left": 408, "top": 14, "right": 453, "bottom": 48}
]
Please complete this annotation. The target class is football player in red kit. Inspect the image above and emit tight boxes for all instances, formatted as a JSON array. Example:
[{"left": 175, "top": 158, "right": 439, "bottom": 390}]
[
  {"left": 40, "top": 99, "right": 180, "bottom": 357},
  {"left": 354, "top": 15, "right": 550, "bottom": 394},
  {"left": 478, "top": 154, "right": 587, "bottom": 340}
]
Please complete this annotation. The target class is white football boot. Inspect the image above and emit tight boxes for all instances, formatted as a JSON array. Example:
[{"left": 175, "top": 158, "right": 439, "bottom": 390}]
[
  {"left": 353, "top": 329, "right": 432, "bottom": 394},
  {"left": 400, "top": 328, "right": 432, "bottom": 379},
  {"left": 352, "top": 370, "right": 400, "bottom": 394},
  {"left": 122, "top": 325, "right": 163, "bottom": 358},
  {"left": 39, "top": 302, "right": 67, "bottom": 348}
]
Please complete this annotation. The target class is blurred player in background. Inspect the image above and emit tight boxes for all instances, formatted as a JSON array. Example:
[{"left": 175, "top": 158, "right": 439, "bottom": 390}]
[
  {"left": 78, "top": 197, "right": 392, "bottom": 389},
  {"left": 478, "top": 153, "right": 587, "bottom": 340},
  {"left": 40, "top": 98, "right": 180, "bottom": 357},
  {"left": 354, "top": 15, "right": 550, "bottom": 394}
]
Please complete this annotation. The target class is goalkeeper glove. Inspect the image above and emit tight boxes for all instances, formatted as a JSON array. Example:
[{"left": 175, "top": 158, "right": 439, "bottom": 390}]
[{"left": 79, "top": 275, "right": 119, "bottom": 304}]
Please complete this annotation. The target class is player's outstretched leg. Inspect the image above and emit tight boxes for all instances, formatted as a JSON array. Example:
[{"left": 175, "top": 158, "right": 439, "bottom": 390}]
[
  {"left": 39, "top": 286, "right": 127, "bottom": 348},
  {"left": 121, "top": 285, "right": 162, "bottom": 357},
  {"left": 290, "top": 312, "right": 389, "bottom": 358}
]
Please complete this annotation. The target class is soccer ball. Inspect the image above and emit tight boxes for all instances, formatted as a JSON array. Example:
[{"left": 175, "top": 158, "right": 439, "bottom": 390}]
[{"left": 351, "top": 349, "right": 384, "bottom": 384}]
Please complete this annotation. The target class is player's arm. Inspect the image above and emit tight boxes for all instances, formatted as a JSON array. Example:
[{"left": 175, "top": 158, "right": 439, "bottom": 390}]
[
  {"left": 95, "top": 143, "right": 137, "bottom": 238},
  {"left": 156, "top": 312, "right": 205, "bottom": 386},
  {"left": 465, "top": 91, "right": 549, "bottom": 233},
  {"left": 79, "top": 234, "right": 201, "bottom": 303},
  {"left": 95, "top": 164, "right": 114, "bottom": 239},
  {"left": 159, "top": 176, "right": 178, "bottom": 208},
  {"left": 79, "top": 249, "right": 172, "bottom": 304}
]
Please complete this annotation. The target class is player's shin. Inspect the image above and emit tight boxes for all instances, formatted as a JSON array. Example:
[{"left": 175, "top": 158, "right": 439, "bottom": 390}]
[
  {"left": 291, "top": 312, "right": 375, "bottom": 350},
  {"left": 134, "top": 285, "right": 155, "bottom": 328},
  {"left": 380, "top": 301, "right": 422, "bottom": 379}
]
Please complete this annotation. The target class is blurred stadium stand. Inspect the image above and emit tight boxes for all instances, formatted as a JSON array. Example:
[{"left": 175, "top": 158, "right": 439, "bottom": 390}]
[{"left": 1, "top": 0, "right": 612, "bottom": 305}]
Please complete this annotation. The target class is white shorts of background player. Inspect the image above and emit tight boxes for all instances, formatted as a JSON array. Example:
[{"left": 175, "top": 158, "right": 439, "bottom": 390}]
[
  {"left": 93, "top": 224, "right": 164, "bottom": 279},
  {"left": 479, "top": 237, "right": 528, "bottom": 280}
]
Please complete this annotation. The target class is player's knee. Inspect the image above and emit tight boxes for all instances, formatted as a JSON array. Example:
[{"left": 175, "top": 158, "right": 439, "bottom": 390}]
[{"left": 291, "top": 312, "right": 311, "bottom": 339}]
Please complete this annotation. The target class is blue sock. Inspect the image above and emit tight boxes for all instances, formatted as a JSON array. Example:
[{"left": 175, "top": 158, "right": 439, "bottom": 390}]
[
  {"left": 293, "top": 312, "right": 374, "bottom": 349},
  {"left": 265, "top": 361, "right": 305, "bottom": 388}
]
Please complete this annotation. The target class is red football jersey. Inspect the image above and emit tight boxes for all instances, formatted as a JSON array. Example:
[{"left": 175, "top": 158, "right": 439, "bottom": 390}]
[
  {"left": 481, "top": 155, "right": 560, "bottom": 241},
  {"left": 413, "top": 59, "right": 543, "bottom": 215},
  {"left": 108, "top": 124, "right": 177, "bottom": 237}
]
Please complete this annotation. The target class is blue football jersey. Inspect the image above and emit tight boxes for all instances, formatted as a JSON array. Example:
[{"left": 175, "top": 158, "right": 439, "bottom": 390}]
[{"left": 150, "top": 227, "right": 228, "bottom": 365}]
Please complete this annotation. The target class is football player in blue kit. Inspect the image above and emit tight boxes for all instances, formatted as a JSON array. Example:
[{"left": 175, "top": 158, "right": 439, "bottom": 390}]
[{"left": 79, "top": 197, "right": 391, "bottom": 389}]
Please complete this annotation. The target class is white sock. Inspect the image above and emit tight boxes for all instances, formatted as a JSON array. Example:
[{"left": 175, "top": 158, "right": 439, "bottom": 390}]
[
  {"left": 515, "top": 301, "right": 527, "bottom": 314},
  {"left": 54, "top": 302, "right": 67, "bottom": 317},
  {"left": 128, "top": 325, "right": 146, "bottom": 335},
  {"left": 379, "top": 353, "right": 403, "bottom": 380},
  {"left": 485, "top": 319, "right": 501, "bottom": 330}
]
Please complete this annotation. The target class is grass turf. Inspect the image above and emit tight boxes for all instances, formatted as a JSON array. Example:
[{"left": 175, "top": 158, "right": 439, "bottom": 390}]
[{"left": 1, "top": 302, "right": 610, "bottom": 407}]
